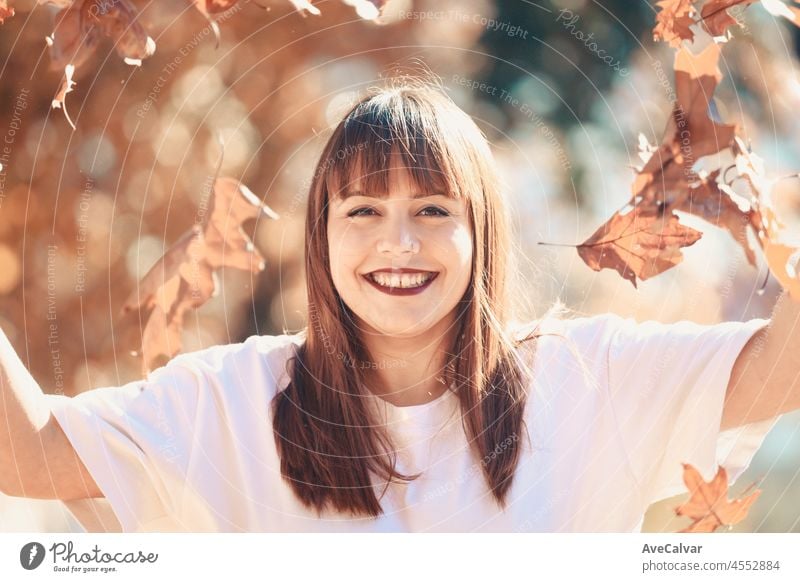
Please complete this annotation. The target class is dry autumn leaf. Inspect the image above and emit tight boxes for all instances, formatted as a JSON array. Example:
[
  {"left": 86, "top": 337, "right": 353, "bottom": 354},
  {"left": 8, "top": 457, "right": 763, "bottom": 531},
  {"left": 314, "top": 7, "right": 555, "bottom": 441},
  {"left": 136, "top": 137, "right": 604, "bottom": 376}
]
[
  {"left": 51, "top": 63, "right": 77, "bottom": 131},
  {"left": 47, "top": 0, "right": 156, "bottom": 70},
  {"left": 577, "top": 204, "right": 703, "bottom": 286},
  {"left": 671, "top": 42, "right": 737, "bottom": 161},
  {"left": 632, "top": 43, "right": 736, "bottom": 211},
  {"left": 754, "top": 202, "right": 800, "bottom": 300},
  {"left": 651, "top": 10, "right": 800, "bottom": 297},
  {"left": 122, "top": 176, "right": 279, "bottom": 373},
  {"left": 728, "top": 137, "right": 800, "bottom": 298},
  {"left": 48, "top": 4, "right": 100, "bottom": 71},
  {"left": 0, "top": 0, "right": 14, "bottom": 24},
  {"left": 577, "top": 42, "right": 735, "bottom": 285},
  {"left": 653, "top": 0, "right": 697, "bottom": 47},
  {"left": 85, "top": 0, "right": 156, "bottom": 65},
  {"left": 675, "top": 463, "right": 761, "bottom": 532},
  {"left": 674, "top": 169, "right": 757, "bottom": 266},
  {"left": 46, "top": 0, "right": 156, "bottom": 126}
]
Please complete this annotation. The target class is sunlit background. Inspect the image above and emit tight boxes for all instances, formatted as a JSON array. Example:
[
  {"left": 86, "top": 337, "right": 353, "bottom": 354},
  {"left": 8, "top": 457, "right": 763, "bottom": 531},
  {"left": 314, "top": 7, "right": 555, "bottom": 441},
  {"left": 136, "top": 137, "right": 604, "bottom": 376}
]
[{"left": 1, "top": 0, "right": 799, "bottom": 531}]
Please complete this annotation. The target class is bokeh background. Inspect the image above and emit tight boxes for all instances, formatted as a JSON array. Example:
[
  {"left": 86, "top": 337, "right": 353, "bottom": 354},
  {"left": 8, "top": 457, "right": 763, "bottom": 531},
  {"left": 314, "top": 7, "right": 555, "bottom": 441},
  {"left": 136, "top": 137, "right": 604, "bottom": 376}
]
[{"left": 1, "top": 0, "right": 798, "bottom": 531}]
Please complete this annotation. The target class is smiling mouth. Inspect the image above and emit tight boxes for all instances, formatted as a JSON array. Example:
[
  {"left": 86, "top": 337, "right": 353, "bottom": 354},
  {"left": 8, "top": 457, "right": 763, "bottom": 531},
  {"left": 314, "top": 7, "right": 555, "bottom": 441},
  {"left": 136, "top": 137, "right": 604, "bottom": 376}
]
[{"left": 363, "top": 271, "right": 438, "bottom": 290}]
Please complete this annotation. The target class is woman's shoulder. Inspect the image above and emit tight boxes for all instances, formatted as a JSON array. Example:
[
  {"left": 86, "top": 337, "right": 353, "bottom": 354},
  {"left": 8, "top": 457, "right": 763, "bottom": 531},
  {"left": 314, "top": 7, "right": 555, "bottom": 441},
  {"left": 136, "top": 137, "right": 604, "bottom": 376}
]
[
  {"left": 168, "top": 331, "right": 304, "bottom": 368},
  {"left": 148, "top": 331, "right": 306, "bottom": 399},
  {"left": 509, "top": 305, "right": 627, "bottom": 347}
]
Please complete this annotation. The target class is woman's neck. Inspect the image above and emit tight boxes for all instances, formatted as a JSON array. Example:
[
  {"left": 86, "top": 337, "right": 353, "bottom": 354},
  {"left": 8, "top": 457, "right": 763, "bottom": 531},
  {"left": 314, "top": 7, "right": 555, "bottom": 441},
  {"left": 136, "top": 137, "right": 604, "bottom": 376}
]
[{"left": 359, "top": 319, "right": 456, "bottom": 408}]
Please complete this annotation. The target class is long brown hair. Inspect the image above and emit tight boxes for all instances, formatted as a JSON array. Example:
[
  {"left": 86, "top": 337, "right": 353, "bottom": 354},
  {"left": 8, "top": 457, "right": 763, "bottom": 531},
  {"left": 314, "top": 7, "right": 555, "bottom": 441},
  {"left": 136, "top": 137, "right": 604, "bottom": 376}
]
[{"left": 271, "top": 79, "right": 542, "bottom": 517}]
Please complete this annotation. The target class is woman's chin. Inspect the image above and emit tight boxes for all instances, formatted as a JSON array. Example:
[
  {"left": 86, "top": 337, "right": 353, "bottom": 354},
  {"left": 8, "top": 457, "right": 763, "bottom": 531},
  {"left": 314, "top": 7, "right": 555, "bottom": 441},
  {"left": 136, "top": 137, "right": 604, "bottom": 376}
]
[{"left": 359, "top": 316, "right": 443, "bottom": 339}]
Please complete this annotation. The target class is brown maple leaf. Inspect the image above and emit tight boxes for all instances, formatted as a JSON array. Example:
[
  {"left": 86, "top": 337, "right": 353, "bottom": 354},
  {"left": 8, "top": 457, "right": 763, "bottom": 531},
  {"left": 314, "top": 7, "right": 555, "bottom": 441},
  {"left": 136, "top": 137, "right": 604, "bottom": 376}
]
[
  {"left": 85, "top": 0, "right": 156, "bottom": 65},
  {"left": 578, "top": 42, "right": 734, "bottom": 285},
  {"left": 47, "top": 0, "right": 155, "bottom": 127},
  {"left": 728, "top": 137, "right": 800, "bottom": 299},
  {"left": 675, "top": 463, "right": 761, "bottom": 532},
  {"left": 581, "top": 1, "right": 800, "bottom": 293},
  {"left": 47, "top": 4, "right": 100, "bottom": 71},
  {"left": 672, "top": 43, "right": 737, "bottom": 160},
  {"left": 653, "top": 0, "right": 697, "bottom": 47},
  {"left": 47, "top": 0, "right": 155, "bottom": 71},
  {"left": 675, "top": 169, "right": 757, "bottom": 266},
  {"left": 0, "top": 0, "right": 15, "bottom": 24},
  {"left": 577, "top": 204, "right": 703, "bottom": 287},
  {"left": 634, "top": 43, "right": 736, "bottom": 210},
  {"left": 754, "top": 201, "right": 800, "bottom": 300},
  {"left": 122, "top": 177, "right": 279, "bottom": 373}
]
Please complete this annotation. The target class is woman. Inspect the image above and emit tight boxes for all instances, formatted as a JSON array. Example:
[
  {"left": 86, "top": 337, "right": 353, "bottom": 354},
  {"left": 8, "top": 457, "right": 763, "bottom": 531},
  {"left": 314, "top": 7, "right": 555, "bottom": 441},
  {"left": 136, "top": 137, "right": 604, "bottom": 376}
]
[{"left": 1, "top": 81, "right": 797, "bottom": 532}]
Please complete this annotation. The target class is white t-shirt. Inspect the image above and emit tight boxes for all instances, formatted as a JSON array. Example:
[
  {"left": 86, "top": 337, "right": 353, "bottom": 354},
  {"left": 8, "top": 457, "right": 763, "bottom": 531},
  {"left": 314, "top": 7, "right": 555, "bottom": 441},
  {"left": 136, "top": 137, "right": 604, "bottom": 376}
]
[{"left": 44, "top": 313, "right": 779, "bottom": 532}]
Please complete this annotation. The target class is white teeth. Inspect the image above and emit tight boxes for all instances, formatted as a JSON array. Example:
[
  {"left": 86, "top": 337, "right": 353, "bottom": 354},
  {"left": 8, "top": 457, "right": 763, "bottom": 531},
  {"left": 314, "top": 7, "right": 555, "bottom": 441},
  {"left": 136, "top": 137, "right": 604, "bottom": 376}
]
[{"left": 368, "top": 272, "right": 434, "bottom": 289}]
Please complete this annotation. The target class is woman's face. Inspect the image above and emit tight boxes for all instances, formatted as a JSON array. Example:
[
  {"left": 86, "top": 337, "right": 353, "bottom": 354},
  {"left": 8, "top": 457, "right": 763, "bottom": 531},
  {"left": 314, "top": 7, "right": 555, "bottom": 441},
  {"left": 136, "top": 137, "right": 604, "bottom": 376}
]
[{"left": 326, "top": 158, "right": 473, "bottom": 340}]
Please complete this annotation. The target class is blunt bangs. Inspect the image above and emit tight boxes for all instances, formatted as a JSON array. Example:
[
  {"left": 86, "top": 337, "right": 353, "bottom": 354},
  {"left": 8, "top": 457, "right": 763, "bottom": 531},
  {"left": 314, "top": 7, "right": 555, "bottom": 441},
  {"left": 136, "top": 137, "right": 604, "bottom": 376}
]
[{"left": 323, "top": 90, "right": 473, "bottom": 203}]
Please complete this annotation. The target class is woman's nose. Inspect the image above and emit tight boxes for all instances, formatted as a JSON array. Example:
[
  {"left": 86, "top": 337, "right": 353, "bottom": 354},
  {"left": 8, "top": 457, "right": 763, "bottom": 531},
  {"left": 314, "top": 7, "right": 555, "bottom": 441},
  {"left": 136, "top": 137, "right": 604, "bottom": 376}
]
[{"left": 376, "top": 215, "right": 420, "bottom": 256}]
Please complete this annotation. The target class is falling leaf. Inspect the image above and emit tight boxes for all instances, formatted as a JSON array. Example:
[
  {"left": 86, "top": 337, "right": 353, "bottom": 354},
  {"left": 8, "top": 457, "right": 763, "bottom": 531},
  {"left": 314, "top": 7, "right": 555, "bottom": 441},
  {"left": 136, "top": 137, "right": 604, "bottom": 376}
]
[
  {"left": 653, "top": 0, "right": 697, "bottom": 47},
  {"left": 579, "top": 41, "right": 733, "bottom": 285},
  {"left": 47, "top": 0, "right": 156, "bottom": 71},
  {"left": 633, "top": 43, "right": 736, "bottom": 209},
  {"left": 0, "top": 0, "right": 14, "bottom": 24},
  {"left": 51, "top": 64, "right": 77, "bottom": 130},
  {"left": 672, "top": 43, "right": 737, "bottom": 161},
  {"left": 571, "top": 0, "right": 800, "bottom": 294},
  {"left": 122, "top": 176, "right": 280, "bottom": 373},
  {"left": 577, "top": 204, "right": 703, "bottom": 287},
  {"left": 727, "top": 137, "right": 800, "bottom": 299},
  {"left": 84, "top": 0, "right": 156, "bottom": 63},
  {"left": 49, "top": 4, "right": 100, "bottom": 70},
  {"left": 676, "top": 171, "right": 757, "bottom": 266},
  {"left": 675, "top": 463, "right": 761, "bottom": 532},
  {"left": 756, "top": 206, "right": 800, "bottom": 300}
]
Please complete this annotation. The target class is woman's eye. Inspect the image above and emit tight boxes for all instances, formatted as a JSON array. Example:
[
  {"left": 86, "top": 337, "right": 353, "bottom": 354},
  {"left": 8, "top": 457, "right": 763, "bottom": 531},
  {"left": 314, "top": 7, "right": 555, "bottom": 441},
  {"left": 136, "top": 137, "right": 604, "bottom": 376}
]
[
  {"left": 346, "top": 206, "right": 449, "bottom": 217},
  {"left": 347, "top": 207, "right": 377, "bottom": 217},
  {"left": 419, "top": 206, "right": 449, "bottom": 217}
]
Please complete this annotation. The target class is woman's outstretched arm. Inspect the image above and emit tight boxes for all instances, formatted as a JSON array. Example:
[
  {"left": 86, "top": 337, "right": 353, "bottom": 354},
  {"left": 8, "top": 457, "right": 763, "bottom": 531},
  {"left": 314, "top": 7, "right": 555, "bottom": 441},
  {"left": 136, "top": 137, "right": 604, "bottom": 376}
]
[
  {"left": 0, "top": 328, "right": 101, "bottom": 500},
  {"left": 724, "top": 291, "right": 800, "bottom": 431}
]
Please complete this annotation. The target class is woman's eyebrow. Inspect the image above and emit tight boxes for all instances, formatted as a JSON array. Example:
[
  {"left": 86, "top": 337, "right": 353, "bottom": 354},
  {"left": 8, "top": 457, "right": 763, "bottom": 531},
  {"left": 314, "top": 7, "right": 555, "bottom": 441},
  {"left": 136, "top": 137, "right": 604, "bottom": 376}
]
[{"left": 343, "top": 190, "right": 450, "bottom": 200}]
